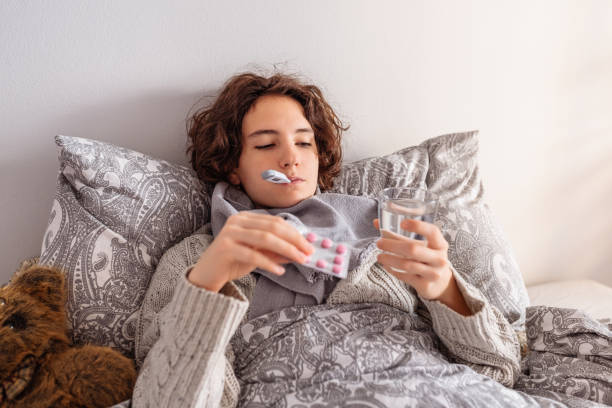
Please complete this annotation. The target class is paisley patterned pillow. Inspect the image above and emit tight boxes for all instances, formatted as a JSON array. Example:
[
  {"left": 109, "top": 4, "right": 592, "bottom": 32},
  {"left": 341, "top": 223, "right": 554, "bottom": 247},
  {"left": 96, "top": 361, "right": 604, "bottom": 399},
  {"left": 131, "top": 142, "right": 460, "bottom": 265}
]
[
  {"left": 420, "top": 131, "right": 529, "bottom": 330},
  {"left": 328, "top": 145, "right": 429, "bottom": 195},
  {"left": 39, "top": 135, "right": 212, "bottom": 358}
]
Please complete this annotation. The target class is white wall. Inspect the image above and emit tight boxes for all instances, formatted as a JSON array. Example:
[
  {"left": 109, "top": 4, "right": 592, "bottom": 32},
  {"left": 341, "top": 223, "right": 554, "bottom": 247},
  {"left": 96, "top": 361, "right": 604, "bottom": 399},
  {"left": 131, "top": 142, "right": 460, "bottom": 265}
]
[{"left": 1, "top": 0, "right": 611, "bottom": 287}]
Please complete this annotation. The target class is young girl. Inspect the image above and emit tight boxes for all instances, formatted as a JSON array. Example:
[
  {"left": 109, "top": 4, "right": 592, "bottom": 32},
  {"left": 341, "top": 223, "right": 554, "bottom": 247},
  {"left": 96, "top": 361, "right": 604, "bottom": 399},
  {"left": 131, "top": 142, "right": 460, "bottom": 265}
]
[{"left": 131, "top": 72, "right": 521, "bottom": 407}]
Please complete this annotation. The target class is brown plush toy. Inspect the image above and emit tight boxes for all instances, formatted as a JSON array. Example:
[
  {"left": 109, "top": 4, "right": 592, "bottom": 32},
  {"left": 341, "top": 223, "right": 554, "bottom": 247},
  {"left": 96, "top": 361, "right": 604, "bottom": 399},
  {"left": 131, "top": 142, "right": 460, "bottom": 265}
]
[{"left": 0, "top": 264, "right": 136, "bottom": 407}]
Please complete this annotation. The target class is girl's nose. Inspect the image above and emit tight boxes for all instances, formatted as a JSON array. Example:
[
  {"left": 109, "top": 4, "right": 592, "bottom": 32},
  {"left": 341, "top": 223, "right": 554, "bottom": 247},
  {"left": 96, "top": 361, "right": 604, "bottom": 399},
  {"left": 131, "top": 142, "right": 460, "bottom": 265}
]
[{"left": 280, "top": 145, "right": 299, "bottom": 168}]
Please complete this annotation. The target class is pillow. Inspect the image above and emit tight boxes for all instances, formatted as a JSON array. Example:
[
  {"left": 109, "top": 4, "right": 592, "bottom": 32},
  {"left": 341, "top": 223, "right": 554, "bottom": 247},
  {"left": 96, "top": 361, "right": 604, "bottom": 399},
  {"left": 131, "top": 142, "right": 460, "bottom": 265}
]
[
  {"left": 328, "top": 145, "right": 429, "bottom": 196},
  {"left": 420, "top": 131, "right": 529, "bottom": 330},
  {"left": 40, "top": 135, "right": 211, "bottom": 358}
]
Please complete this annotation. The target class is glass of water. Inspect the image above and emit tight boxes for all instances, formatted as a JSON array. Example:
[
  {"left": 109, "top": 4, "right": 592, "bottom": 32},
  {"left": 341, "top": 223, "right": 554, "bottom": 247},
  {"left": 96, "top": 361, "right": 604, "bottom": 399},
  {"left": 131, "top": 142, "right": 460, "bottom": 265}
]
[{"left": 377, "top": 187, "right": 438, "bottom": 241}]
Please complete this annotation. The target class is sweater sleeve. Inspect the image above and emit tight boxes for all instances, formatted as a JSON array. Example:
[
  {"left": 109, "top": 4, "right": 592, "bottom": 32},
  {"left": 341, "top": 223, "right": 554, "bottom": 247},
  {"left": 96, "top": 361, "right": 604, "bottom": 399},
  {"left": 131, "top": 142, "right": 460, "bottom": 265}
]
[
  {"left": 132, "top": 269, "right": 248, "bottom": 407},
  {"left": 132, "top": 228, "right": 248, "bottom": 407},
  {"left": 416, "top": 266, "right": 521, "bottom": 388}
]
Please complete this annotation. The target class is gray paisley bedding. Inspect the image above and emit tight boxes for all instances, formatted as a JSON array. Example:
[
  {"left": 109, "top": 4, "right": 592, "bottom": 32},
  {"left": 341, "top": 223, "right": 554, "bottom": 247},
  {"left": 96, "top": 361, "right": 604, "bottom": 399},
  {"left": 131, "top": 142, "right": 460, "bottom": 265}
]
[
  {"left": 231, "top": 303, "right": 611, "bottom": 408},
  {"left": 514, "top": 306, "right": 612, "bottom": 406}
]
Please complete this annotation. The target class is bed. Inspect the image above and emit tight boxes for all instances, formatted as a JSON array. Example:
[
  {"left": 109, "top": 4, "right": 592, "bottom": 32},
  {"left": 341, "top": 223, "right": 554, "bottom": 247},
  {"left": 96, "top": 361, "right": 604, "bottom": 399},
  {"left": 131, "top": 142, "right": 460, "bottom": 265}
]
[{"left": 23, "top": 130, "right": 611, "bottom": 407}]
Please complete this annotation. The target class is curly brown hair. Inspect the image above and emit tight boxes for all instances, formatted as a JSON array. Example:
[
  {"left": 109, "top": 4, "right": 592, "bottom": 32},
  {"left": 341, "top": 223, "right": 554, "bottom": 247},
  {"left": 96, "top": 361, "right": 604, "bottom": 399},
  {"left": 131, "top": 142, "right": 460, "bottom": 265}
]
[{"left": 186, "top": 72, "right": 348, "bottom": 191}]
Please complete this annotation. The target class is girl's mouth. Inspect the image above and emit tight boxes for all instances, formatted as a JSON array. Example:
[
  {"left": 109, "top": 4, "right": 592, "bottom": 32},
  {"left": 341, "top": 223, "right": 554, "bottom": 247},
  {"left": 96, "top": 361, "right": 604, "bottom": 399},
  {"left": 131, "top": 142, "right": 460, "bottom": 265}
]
[{"left": 284, "top": 179, "right": 303, "bottom": 185}]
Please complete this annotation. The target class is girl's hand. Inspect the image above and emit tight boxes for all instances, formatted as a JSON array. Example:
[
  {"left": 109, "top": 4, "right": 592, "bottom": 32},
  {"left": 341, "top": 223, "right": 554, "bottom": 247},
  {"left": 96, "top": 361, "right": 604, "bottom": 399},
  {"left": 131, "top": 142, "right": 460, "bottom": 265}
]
[
  {"left": 373, "top": 218, "right": 453, "bottom": 301},
  {"left": 188, "top": 212, "right": 315, "bottom": 292}
]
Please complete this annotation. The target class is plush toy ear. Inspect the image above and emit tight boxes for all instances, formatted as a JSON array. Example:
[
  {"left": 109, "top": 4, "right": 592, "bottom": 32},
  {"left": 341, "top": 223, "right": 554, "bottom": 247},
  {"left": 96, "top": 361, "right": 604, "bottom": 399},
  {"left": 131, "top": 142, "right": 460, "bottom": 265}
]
[{"left": 11, "top": 265, "right": 65, "bottom": 312}]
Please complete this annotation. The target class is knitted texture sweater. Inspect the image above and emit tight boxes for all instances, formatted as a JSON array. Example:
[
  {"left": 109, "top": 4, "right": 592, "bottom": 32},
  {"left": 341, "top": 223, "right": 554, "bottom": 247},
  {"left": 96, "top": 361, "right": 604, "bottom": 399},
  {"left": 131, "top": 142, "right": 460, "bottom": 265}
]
[{"left": 131, "top": 224, "right": 521, "bottom": 407}]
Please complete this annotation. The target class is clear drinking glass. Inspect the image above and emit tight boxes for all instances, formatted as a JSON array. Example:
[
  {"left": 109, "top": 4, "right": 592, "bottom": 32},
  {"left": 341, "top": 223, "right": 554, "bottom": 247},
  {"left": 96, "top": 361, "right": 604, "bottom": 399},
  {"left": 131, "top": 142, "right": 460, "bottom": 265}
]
[{"left": 377, "top": 187, "right": 438, "bottom": 241}]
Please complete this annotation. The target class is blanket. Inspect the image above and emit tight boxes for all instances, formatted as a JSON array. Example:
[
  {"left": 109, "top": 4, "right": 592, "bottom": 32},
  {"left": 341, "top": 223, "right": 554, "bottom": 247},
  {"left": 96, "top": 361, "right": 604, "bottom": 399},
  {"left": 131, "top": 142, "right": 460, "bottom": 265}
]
[
  {"left": 514, "top": 306, "right": 612, "bottom": 406},
  {"left": 230, "top": 303, "right": 611, "bottom": 407}
]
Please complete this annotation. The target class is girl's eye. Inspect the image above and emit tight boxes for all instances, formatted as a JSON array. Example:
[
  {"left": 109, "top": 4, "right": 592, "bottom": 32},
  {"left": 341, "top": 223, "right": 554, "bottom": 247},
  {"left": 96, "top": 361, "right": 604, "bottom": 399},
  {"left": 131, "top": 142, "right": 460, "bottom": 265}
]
[{"left": 255, "top": 143, "right": 312, "bottom": 150}]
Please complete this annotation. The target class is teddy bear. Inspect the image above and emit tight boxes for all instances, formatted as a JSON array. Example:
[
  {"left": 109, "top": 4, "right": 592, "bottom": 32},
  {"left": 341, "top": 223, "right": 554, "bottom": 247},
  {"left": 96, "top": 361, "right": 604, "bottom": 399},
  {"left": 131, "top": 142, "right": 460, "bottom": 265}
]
[{"left": 0, "top": 263, "right": 136, "bottom": 408}]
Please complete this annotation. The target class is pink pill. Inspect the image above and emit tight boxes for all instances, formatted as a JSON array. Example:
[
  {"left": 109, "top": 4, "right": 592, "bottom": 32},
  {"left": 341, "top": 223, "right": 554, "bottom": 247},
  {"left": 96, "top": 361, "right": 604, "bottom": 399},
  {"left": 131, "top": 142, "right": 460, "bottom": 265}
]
[
  {"left": 316, "top": 259, "right": 327, "bottom": 268},
  {"left": 334, "top": 256, "right": 343, "bottom": 265},
  {"left": 332, "top": 265, "right": 342, "bottom": 274},
  {"left": 304, "top": 257, "right": 311, "bottom": 264},
  {"left": 306, "top": 233, "right": 317, "bottom": 243},
  {"left": 336, "top": 244, "right": 346, "bottom": 254},
  {"left": 321, "top": 238, "right": 332, "bottom": 248}
]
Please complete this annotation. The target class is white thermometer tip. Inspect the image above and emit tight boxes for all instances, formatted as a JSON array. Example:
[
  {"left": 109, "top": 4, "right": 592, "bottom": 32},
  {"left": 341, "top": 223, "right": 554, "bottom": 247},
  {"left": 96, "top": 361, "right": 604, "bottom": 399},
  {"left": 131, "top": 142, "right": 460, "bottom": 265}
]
[{"left": 261, "top": 169, "right": 291, "bottom": 184}]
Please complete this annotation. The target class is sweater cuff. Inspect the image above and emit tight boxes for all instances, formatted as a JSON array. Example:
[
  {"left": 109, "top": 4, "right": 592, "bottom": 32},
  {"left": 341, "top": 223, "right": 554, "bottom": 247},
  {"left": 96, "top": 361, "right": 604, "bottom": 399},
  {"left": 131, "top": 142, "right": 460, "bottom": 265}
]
[
  {"left": 160, "top": 267, "right": 249, "bottom": 354},
  {"left": 184, "top": 265, "right": 249, "bottom": 302},
  {"left": 418, "top": 267, "right": 499, "bottom": 348}
]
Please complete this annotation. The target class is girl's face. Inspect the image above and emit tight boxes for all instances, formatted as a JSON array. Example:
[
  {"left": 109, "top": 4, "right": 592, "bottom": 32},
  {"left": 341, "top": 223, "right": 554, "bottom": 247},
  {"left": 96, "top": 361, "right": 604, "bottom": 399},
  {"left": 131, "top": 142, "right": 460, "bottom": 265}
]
[{"left": 229, "top": 94, "right": 319, "bottom": 208}]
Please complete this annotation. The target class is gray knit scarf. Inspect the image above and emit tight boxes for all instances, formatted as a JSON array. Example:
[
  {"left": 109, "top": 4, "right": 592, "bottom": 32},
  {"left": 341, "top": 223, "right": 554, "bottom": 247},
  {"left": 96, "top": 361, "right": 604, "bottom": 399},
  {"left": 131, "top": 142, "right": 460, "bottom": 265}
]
[{"left": 210, "top": 181, "right": 380, "bottom": 319}]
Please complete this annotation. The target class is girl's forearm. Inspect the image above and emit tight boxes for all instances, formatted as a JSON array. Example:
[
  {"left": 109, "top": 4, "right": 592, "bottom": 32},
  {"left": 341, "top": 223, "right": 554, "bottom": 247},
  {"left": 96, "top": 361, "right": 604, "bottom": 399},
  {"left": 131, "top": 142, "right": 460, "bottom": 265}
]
[
  {"left": 435, "top": 274, "right": 474, "bottom": 316},
  {"left": 187, "top": 261, "right": 225, "bottom": 292}
]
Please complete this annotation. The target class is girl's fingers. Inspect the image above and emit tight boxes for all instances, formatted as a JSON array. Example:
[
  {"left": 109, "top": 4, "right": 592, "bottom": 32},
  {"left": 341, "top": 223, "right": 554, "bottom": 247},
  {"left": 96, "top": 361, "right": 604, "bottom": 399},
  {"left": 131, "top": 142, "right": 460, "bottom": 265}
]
[
  {"left": 374, "top": 218, "right": 444, "bottom": 251},
  {"left": 376, "top": 238, "right": 447, "bottom": 267},
  {"left": 231, "top": 243, "right": 286, "bottom": 275},
  {"left": 400, "top": 219, "right": 448, "bottom": 250},
  {"left": 226, "top": 225, "right": 309, "bottom": 265},
  {"left": 232, "top": 213, "right": 315, "bottom": 256},
  {"left": 381, "top": 264, "right": 423, "bottom": 287},
  {"left": 376, "top": 252, "right": 437, "bottom": 280},
  {"left": 259, "top": 248, "right": 292, "bottom": 264},
  {"left": 378, "top": 228, "right": 429, "bottom": 243}
]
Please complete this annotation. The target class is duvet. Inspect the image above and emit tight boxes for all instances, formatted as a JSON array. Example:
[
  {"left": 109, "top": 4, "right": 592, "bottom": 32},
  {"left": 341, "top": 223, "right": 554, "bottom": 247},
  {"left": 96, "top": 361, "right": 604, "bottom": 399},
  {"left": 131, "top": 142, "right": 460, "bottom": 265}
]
[
  {"left": 111, "top": 303, "right": 610, "bottom": 407},
  {"left": 230, "top": 303, "right": 611, "bottom": 408}
]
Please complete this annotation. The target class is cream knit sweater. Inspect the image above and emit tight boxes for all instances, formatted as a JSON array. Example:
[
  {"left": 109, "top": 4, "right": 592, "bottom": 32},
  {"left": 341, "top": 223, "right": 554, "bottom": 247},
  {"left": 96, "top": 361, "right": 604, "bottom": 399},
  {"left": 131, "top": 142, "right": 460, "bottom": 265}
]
[{"left": 131, "top": 224, "right": 521, "bottom": 407}]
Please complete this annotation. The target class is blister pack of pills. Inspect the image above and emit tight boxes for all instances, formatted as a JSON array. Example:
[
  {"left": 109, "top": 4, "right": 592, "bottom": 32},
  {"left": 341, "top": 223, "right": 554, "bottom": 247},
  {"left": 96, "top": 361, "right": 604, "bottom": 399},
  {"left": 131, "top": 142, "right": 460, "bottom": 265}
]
[{"left": 300, "top": 232, "right": 350, "bottom": 279}]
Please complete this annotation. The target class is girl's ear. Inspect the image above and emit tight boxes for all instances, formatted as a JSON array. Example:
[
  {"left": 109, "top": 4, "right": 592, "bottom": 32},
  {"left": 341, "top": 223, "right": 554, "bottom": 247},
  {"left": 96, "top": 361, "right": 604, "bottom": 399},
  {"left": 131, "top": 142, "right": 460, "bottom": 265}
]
[{"left": 228, "top": 170, "right": 240, "bottom": 186}]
